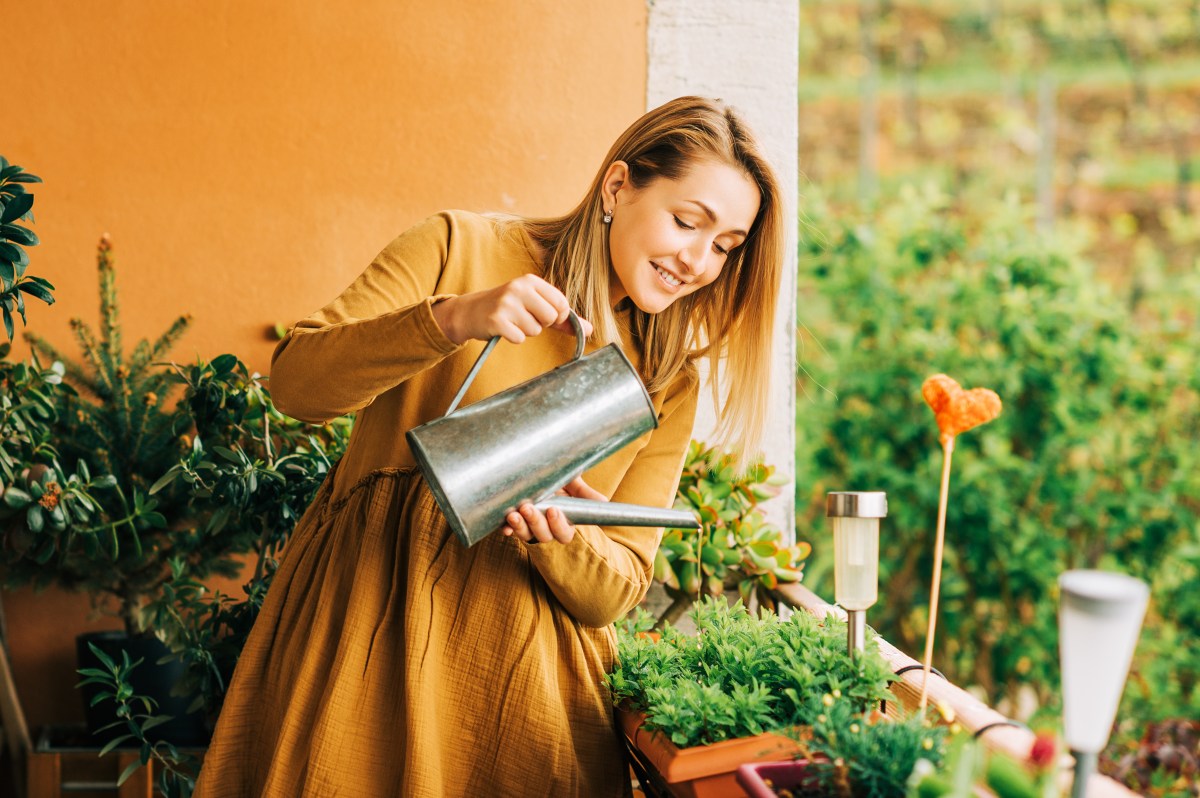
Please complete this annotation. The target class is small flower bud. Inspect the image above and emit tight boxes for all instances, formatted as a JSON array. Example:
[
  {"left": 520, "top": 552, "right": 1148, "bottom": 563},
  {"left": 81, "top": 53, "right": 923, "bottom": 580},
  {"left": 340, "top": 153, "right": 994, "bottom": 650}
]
[{"left": 1029, "top": 733, "right": 1057, "bottom": 769}]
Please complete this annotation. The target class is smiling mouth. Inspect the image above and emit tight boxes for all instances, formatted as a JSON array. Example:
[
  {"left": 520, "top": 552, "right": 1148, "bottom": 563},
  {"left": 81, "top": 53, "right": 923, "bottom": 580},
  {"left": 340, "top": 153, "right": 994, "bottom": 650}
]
[{"left": 653, "top": 262, "right": 683, "bottom": 289}]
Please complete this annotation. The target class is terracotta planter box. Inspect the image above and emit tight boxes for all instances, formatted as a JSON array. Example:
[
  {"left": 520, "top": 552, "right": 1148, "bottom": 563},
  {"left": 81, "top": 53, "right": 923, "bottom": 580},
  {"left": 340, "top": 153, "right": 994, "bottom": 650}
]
[
  {"left": 618, "top": 707, "right": 804, "bottom": 798},
  {"left": 735, "top": 760, "right": 823, "bottom": 798}
]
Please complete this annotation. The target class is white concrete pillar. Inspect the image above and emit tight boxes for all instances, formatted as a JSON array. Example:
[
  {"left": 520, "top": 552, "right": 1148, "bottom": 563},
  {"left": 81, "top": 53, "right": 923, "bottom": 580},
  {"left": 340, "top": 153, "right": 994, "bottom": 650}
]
[{"left": 646, "top": 0, "right": 799, "bottom": 536}]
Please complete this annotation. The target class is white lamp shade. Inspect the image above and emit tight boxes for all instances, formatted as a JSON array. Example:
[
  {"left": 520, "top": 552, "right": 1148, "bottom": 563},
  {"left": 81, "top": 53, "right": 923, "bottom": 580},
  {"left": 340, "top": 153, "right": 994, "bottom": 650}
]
[
  {"left": 833, "top": 516, "right": 879, "bottom": 611},
  {"left": 1058, "top": 570, "right": 1150, "bottom": 754}
]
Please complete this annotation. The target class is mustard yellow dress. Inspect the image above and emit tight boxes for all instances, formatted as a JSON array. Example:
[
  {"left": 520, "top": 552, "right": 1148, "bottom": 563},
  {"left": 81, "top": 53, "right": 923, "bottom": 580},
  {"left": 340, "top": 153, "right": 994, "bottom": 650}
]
[{"left": 193, "top": 211, "right": 698, "bottom": 797}]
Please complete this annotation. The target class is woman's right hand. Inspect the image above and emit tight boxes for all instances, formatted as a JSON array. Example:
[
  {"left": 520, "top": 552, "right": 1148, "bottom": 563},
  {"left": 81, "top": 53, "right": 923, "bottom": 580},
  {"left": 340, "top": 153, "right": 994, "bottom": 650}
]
[{"left": 431, "top": 275, "right": 592, "bottom": 345}]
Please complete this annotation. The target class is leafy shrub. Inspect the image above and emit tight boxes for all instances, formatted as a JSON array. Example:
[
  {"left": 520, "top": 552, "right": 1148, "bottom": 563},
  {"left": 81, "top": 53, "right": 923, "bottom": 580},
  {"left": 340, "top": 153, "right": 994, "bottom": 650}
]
[
  {"left": 793, "top": 184, "right": 1200, "bottom": 718},
  {"left": 4, "top": 236, "right": 348, "bottom": 640},
  {"left": 654, "top": 441, "right": 810, "bottom": 627},
  {"left": 607, "top": 597, "right": 894, "bottom": 748},
  {"left": 802, "top": 698, "right": 947, "bottom": 798}
]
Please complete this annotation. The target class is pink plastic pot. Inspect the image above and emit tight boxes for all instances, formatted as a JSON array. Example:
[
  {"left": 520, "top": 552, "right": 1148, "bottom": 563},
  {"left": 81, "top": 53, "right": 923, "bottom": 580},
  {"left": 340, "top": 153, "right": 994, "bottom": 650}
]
[{"left": 735, "top": 760, "right": 825, "bottom": 798}]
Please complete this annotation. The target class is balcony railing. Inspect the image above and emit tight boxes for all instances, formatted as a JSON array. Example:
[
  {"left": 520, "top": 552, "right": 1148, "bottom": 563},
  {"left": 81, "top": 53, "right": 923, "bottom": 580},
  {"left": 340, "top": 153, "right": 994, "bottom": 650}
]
[{"left": 770, "top": 582, "right": 1138, "bottom": 798}]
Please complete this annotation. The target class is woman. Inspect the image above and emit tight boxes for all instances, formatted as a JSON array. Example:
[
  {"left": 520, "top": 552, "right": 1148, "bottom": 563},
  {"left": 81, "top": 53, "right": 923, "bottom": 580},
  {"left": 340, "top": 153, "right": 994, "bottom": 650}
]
[{"left": 195, "top": 96, "right": 784, "bottom": 797}]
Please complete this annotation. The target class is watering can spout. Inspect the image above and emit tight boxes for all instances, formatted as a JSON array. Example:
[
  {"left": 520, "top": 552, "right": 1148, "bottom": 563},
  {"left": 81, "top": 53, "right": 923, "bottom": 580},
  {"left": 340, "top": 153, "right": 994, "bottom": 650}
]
[{"left": 534, "top": 497, "right": 700, "bottom": 530}]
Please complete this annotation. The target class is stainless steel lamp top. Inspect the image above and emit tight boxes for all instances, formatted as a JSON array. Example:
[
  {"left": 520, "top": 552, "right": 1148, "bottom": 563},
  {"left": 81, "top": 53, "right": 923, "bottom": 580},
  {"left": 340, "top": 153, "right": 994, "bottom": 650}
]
[{"left": 825, "top": 491, "right": 888, "bottom": 519}]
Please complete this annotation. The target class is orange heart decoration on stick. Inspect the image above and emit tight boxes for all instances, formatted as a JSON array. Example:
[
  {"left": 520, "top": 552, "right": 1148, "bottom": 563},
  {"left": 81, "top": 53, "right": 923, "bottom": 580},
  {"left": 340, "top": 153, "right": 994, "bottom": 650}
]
[
  {"left": 916, "top": 374, "right": 1002, "bottom": 710},
  {"left": 921, "top": 374, "right": 1002, "bottom": 444}
]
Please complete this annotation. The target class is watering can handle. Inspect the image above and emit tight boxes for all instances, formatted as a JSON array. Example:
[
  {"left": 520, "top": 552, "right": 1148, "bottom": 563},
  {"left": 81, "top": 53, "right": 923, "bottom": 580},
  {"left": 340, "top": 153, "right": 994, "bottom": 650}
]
[{"left": 443, "top": 310, "right": 587, "bottom": 416}]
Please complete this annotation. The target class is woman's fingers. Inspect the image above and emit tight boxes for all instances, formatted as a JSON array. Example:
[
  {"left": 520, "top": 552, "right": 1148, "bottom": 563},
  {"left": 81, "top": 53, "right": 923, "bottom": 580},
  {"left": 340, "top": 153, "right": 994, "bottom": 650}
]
[
  {"left": 495, "top": 276, "right": 587, "bottom": 340},
  {"left": 520, "top": 503, "right": 554, "bottom": 544},
  {"left": 529, "top": 280, "right": 594, "bottom": 336},
  {"left": 545, "top": 506, "right": 576, "bottom": 544},
  {"left": 495, "top": 316, "right": 534, "bottom": 345},
  {"left": 526, "top": 282, "right": 570, "bottom": 328},
  {"left": 455, "top": 276, "right": 592, "bottom": 344},
  {"left": 562, "top": 476, "right": 608, "bottom": 502},
  {"left": 505, "top": 508, "right": 534, "bottom": 543},
  {"left": 550, "top": 314, "right": 593, "bottom": 337},
  {"left": 502, "top": 504, "right": 575, "bottom": 545}
]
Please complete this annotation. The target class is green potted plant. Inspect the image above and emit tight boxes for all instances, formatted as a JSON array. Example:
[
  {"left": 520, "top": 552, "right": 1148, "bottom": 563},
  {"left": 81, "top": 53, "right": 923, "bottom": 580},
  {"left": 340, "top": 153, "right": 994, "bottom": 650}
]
[
  {"left": 70, "top": 349, "right": 350, "bottom": 794},
  {"left": 735, "top": 699, "right": 949, "bottom": 798},
  {"left": 607, "top": 597, "right": 895, "bottom": 798},
  {"left": 1, "top": 232, "right": 348, "bottom": 746},
  {"left": 655, "top": 441, "right": 810, "bottom": 628}
]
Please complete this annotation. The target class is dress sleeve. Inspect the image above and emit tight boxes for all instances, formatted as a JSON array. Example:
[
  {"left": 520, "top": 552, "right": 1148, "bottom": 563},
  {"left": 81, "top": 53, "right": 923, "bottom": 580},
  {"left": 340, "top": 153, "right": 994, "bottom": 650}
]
[
  {"left": 524, "top": 373, "right": 699, "bottom": 627},
  {"left": 269, "top": 214, "right": 463, "bottom": 423}
]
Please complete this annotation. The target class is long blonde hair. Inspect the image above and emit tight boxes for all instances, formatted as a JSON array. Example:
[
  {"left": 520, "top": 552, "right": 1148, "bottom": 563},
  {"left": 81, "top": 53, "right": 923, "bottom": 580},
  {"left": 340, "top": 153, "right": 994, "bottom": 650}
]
[{"left": 518, "top": 96, "right": 784, "bottom": 457}]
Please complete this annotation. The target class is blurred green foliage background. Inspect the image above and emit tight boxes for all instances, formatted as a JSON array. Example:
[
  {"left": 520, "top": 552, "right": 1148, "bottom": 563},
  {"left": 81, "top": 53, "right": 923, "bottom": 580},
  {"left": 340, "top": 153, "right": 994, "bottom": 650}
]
[{"left": 793, "top": 1, "right": 1199, "bottom": 791}]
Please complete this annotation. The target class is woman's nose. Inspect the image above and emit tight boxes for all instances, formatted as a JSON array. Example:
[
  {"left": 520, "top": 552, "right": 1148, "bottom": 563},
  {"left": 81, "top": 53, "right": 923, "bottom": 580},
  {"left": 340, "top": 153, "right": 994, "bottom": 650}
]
[{"left": 678, "top": 240, "right": 708, "bottom": 276}]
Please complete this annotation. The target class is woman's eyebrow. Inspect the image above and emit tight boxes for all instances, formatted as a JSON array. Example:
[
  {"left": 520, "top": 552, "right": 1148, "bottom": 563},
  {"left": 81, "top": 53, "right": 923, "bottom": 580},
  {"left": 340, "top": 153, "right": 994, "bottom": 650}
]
[{"left": 686, "top": 199, "right": 747, "bottom": 236}]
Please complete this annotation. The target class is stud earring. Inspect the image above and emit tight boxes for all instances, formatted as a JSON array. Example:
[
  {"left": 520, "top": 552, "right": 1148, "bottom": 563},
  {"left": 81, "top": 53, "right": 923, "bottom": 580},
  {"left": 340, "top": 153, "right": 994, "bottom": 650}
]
[{"left": 602, "top": 209, "right": 612, "bottom": 224}]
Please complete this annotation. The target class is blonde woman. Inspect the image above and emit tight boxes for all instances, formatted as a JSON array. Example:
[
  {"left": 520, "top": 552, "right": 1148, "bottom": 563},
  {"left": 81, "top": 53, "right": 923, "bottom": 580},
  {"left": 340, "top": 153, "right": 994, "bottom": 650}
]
[{"left": 195, "top": 96, "right": 784, "bottom": 798}]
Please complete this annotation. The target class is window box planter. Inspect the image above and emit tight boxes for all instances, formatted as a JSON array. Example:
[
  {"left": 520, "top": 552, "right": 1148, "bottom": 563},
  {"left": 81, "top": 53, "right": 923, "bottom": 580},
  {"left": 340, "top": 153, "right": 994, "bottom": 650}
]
[
  {"left": 618, "top": 707, "right": 803, "bottom": 798},
  {"left": 768, "top": 583, "right": 1143, "bottom": 798},
  {"left": 609, "top": 599, "right": 896, "bottom": 798}
]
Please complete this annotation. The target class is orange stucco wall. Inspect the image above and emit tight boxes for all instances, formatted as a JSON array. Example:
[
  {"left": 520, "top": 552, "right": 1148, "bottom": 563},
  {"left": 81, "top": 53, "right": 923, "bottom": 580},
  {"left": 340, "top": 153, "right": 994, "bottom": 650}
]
[{"left": 4, "top": 0, "right": 646, "bottom": 728}]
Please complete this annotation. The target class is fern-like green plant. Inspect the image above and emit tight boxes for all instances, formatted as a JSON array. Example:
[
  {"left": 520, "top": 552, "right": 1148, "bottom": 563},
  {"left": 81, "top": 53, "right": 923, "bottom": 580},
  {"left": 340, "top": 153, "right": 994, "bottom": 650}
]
[{"left": 26, "top": 234, "right": 189, "bottom": 493}]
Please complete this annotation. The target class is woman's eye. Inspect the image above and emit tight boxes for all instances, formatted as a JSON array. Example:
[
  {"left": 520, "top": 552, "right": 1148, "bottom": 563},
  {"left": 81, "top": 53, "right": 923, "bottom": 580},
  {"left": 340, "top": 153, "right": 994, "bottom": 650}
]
[
  {"left": 673, "top": 215, "right": 695, "bottom": 231},
  {"left": 714, "top": 243, "right": 729, "bottom": 256}
]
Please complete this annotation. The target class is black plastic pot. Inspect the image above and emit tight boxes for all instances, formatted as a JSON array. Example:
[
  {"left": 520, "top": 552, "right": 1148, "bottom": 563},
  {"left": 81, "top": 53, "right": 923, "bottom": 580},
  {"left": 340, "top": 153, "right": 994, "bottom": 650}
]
[{"left": 76, "top": 630, "right": 210, "bottom": 747}]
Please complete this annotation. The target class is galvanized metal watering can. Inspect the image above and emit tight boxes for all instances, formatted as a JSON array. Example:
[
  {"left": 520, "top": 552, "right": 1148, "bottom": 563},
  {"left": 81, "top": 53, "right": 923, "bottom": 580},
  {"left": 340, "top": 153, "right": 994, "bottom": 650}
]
[{"left": 407, "top": 312, "right": 700, "bottom": 547}]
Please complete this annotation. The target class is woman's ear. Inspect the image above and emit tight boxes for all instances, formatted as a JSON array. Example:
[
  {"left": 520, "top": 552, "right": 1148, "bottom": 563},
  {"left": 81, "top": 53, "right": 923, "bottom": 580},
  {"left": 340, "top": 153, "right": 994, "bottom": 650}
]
[{"left": 600, "top": 161, "right": 631, "bottom": 211}]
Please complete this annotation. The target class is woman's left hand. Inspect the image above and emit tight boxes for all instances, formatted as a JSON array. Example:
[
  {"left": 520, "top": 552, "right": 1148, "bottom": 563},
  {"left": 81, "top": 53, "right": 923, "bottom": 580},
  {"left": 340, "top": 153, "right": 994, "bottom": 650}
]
[{"left": 501, "top": 477, "right": 608, "bottom": 545}]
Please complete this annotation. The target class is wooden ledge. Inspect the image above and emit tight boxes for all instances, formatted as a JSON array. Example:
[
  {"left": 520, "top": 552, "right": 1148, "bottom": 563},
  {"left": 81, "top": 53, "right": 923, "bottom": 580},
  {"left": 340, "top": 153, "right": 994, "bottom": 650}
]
[{"left": 771, "top": 582, "right": 1138, "bottom": 798}]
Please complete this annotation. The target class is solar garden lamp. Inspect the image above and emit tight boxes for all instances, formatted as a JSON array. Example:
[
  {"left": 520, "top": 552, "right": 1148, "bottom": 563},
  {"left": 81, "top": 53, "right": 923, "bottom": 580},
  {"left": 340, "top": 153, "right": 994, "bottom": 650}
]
[
  {"left": 1058, "top": 570, "right": 1149, "bottom": 798},
  {"left": 826, "top": 491, "right": 887, "bottom": 658}
]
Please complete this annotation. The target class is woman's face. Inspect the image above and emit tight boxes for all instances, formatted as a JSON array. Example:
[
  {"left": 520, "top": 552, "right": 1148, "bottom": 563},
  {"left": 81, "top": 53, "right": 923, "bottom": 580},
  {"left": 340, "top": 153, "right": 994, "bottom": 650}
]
[{"left": 603, "top": 158, "right": 761, "bottom": 314}]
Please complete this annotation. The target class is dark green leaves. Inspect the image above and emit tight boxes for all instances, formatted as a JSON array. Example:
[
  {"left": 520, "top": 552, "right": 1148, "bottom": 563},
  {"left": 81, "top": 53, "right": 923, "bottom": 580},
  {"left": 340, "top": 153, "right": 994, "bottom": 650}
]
[
  {"left": 0, "top": 162, "right": 42, "bottom": 184},
  {"left": 1, "top": 223, "right": 39, "bottom": 246},
  {"left": 0, "top": 191, "right": 33, "bottom": 224},
  {"left": 0, "top": 157, "right": 50, "bottom": 337},
  {"left": 3, "top": 487, "right": 33, "bottom": 507},
  {"left": 18, "top": 276, "right": 55, "bottom": 304},
  {"left": 0, "top": 242, "right": 28, "bottom": 267},
  {"left": 210, "top": 353, "right": 237, "bottom": 374}
]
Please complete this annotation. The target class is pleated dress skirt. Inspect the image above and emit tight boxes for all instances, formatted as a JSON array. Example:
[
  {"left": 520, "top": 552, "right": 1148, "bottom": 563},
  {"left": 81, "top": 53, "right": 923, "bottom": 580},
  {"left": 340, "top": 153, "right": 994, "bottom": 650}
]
[{"left": 193, "top": 466, "right": 631, "bottom": 798}]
